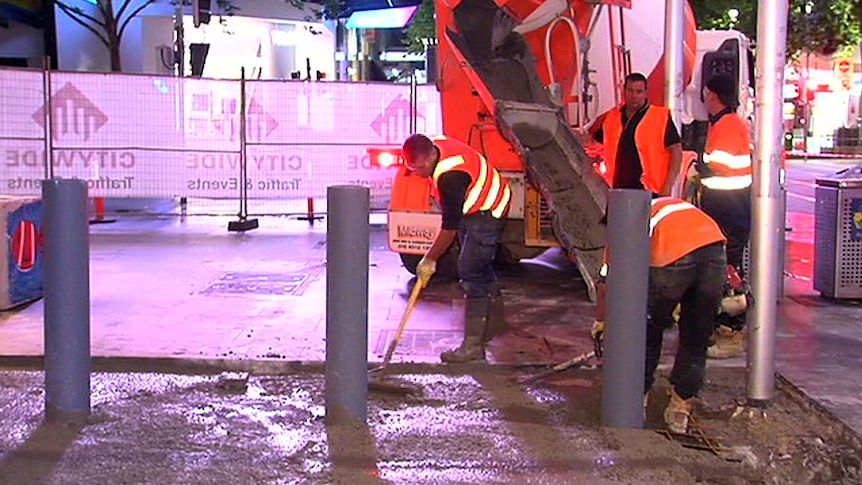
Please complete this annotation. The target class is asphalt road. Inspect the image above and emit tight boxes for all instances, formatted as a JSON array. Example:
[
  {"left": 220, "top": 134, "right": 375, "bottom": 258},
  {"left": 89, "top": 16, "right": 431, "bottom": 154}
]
[{"left": 785, "top": 157, "right": 862, "bottom": 214}]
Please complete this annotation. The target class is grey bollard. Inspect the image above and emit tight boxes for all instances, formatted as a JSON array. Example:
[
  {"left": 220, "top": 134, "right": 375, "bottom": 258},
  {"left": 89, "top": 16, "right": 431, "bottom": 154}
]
[
  {"left": 325, "top": 185, "right": 370, "bottom": 424},
  {"left": 601, "top": 189, "right": 651, "bottom": 429},
  {"left": 42, "top": 178, "right": 91, "bottom": 422}
]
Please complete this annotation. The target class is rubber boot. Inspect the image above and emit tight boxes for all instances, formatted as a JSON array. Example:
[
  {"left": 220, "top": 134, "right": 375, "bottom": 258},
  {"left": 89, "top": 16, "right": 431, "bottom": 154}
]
[
  {"left": 482, "top": 292, "right": 508, "bottom": 344},
  {"left": 440, "top": 298, "right": 488, "bottom": 363},
  {"left": 663, "top": 389, "right": 695, "bottom": 434},
  {"left": 707, "top": 325, "right": 744, "bottom": 359}
]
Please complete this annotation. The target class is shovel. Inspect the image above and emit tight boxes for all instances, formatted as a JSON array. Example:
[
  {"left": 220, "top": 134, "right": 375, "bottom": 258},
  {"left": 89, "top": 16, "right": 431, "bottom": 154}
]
[
  {"left": 515, "top": 350, "right": 596, "bottom": 384},
  {"left": 369, "top": 278, "right": 425, "bottom": 376}
]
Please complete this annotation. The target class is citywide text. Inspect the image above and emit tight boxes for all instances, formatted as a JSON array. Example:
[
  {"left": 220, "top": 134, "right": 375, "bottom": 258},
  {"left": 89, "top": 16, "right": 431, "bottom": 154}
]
[{"left": 187, "top": 177, "right": 302, "bottom": 191}]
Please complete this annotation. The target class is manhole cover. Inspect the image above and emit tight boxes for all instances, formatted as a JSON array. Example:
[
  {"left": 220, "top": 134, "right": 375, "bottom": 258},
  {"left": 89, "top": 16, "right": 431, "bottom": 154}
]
[
  {"left": 201, "top": 272, "right": 311, "bottom": 296},
  {"left": 374, "top": 329, "right": 461, "bottom": 356}
]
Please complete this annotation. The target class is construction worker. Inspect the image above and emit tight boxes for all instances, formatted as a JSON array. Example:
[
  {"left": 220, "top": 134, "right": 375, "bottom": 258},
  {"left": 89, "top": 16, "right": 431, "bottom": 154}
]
[
  {"left": 698, "top": 73, "right": 753, "bottom": 359},
  {"left": 592, "top": 197, "right": 727, "bottom": 433},
  {"left": 401, "top": 134, "right": 512, "bottom": 363},
  {"left": 581, "top": 72, "right": 683, "bottom": 196}
]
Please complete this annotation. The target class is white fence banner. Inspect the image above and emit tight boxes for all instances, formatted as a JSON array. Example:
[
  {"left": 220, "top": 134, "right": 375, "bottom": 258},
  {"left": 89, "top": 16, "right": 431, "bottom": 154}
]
[{"left": 0, "top": 67, "right": 442, "bottom": 204}]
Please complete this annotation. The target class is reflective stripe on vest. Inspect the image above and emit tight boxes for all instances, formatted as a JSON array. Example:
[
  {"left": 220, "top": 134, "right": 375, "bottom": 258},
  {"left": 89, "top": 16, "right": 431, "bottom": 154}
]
[
  {"left": 649, "top": 197, "right": 726, "bottom": 267},
  {"left": 431, "top": 137, "right": 511, "bottom": 218},
  {"left": 703, "top": 113, "right": 753, "bottom": 190},
  {"left": 649, "top": 201, "right": 692, "bottom": 236}
]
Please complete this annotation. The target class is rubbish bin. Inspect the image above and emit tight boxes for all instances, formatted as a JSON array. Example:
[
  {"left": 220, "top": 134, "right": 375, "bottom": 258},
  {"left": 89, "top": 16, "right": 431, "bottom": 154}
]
[
  {"left": 0, "top": 196, "right": 44, "bottom": 309},
  {"left": 814, "top": 165, "right": 862, "bottom": 299}
]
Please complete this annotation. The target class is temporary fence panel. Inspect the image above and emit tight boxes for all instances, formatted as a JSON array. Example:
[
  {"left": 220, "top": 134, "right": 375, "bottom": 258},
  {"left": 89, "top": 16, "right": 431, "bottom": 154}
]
[{"left": 0, "top": 67, "right": 442, "bottom": 209}]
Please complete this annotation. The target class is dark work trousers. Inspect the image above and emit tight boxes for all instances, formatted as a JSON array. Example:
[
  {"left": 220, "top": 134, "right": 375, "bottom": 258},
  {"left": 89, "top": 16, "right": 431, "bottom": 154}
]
[
  {"left": 700, "top": 185, "right": 751, "bottom": 331},
  {"left": 644, "top": 242, "right": 726, "bottom": 400},
  {"left": 700, "top": 186, "right": 751, "bottom": 271},
  {"left": 458, "top": 211, "right": 505, "bottom": 299}
]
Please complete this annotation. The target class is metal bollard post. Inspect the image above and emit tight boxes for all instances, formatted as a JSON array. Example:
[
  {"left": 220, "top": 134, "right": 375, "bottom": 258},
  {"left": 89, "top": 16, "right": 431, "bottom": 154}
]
[
  {"left": 43, "top": 178, "right": 91, "bottom": 422},
  {"left": 601, "top": 189, "right": 651, "bottom": 429},
  {"left": 325, "top": 185, "right": 370, "bottom": 424}
]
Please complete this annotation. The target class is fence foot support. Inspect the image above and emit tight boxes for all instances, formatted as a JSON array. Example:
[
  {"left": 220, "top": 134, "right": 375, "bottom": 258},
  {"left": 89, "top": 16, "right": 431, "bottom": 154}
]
[
  {"left": 228, "top": 217, "right": 259, "bottom": 232},
  {"left": 296, "top": 197, "right": 325, "bottom": 226},
  {"left": 88, "top": 197, "right": 116, "bottom": 225}
]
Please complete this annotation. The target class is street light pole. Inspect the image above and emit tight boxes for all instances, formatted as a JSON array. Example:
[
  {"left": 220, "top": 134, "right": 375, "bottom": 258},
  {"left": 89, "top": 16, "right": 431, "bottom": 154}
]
[
  {"left": 664, "top": 0, "right": 685, "bottom": 134},
  {"left": 748, "top": 0, "right": 788, "bottom": 406}
]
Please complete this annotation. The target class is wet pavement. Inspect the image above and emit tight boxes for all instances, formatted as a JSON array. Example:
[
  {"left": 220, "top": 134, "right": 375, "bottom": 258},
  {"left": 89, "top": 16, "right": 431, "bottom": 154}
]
[{"left": 0, "top": 159, "right": 861, "bottom": 483}]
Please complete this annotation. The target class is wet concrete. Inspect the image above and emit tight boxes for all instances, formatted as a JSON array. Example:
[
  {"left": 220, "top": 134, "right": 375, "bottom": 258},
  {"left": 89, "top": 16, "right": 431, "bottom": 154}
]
[
  {"left": 3, "top": 367, "right": 859, "bottom": 485},
  {"left": 0, "top": 160, "right": 861, "bottom": 482}
]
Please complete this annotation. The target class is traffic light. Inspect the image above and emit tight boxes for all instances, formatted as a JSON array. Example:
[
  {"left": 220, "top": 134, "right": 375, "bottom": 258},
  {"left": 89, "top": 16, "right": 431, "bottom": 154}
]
[{"left": 193, "top": 0, "right": 211, "bottom": 27}]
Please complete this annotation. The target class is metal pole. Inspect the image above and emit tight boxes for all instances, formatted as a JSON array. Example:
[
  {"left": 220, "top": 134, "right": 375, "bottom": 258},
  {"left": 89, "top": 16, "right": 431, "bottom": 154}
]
[
  {"left": 174, "top": 4, "right": 184, "bottom": 76},
  {"left": 409, "top": 68, "right": 418, "bottom": 134},
  {"left": 664, "top": 0, "right": 685, "bottom": 130},
  {"left": 239, "top": 67, "right": 247, "bottom": 219},
  {"left": 325, "top": 185, "right": 370, "bottom": 424},
  {"left": 43, "top": 178, "right": 90, "bottom": 422},
  {"left": 601, "top": 189, "right": 651, "bottom": 429},
  {"left": 41, "top": 56, "right": 53, "bottom": 180},
  {"left": 748, "top": 0, "right": 788, "bottom": 406}
]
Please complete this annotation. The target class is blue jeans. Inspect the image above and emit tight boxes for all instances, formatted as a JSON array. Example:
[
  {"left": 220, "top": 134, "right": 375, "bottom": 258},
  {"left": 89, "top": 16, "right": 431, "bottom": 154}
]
[
  {"left": 644, "top": 242, "right": 726, "bottom": 399},
  {"left": 458, "top": 211, "right": 505, "bottom": 298}
]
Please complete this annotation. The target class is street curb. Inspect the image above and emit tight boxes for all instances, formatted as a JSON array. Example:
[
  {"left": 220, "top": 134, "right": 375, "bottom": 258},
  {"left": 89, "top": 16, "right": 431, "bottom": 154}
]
[{"left": 776, "top": 373, "right": 862, "bottom": 447}]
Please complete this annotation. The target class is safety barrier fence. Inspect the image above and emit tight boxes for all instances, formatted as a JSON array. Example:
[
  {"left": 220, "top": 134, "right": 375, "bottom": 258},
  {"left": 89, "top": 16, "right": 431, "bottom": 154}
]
[{"left": 0, "top": 66, "right": 443, "bottom": 213}]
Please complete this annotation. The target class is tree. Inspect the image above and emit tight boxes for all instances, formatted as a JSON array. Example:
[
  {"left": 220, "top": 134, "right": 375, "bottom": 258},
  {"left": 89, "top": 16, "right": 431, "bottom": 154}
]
[
  {"left": 689, "top": 0, "right": 862, "bottom": 59},
  {"left": 54, "top": 0, "right": 237, "bottom": 72},
  {"left": 405, "top": 0, "right": 434, "bottom": 53}
]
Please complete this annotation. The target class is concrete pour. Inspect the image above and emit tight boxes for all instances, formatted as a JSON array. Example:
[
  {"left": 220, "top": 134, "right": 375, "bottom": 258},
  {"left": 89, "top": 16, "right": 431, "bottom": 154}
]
[{"left": 0, "top": 366, "right": 859, "bottom": 485}]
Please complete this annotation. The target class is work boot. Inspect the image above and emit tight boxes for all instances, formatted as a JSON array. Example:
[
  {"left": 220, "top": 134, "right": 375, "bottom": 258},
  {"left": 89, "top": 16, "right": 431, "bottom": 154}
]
[
  {"left": 707, "top": 325, "right": 744, "bottom": 359},
  {"left": 663, "top": 390, "right": 695, "bottom": 434},
  {"left": 482, "top": 292, "right": 508, "bottom": 343},
  {"left": 440, "top": 298, "right": 488, "bottom": 363}
]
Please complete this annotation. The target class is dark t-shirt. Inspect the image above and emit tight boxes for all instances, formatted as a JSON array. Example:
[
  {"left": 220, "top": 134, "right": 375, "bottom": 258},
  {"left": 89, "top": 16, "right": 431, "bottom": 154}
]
[
  {"left": 595, "top": 105, "right": 681, "bottom": 190},
  {"left": 437, "top": 170, "right": 471, "bottom": 230}
]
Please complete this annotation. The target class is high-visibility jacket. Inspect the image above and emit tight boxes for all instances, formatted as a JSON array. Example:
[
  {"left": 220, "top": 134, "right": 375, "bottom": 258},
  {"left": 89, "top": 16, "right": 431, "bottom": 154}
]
[
  {"left": 430, "top": 136, "right": 511, "bottom": 219},
  {"left": 650, "top": 197, "right": 726, "bottom": 267},
  {"left": 601, "top": 104, "right": 672, "bottom": 193},
  {"left": 702, "top": 112, "right": 753, "bottom": 190}
]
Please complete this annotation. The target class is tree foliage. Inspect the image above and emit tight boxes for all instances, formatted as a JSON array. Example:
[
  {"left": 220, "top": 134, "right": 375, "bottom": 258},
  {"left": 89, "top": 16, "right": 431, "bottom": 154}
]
[
  {"left": 689, "top": 0, "right": 862, "bottom": 59},
  {"left": 405, "top": 0, "right": 434, "bottom": 53}
]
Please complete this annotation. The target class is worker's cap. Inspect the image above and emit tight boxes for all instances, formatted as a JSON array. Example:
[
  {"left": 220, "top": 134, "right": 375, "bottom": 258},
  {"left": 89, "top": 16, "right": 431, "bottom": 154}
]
[
  {"left": 705, "top": 73, "right": 738, "bottom": 106},
  {"left": 401, "top": 134, "right": 435, "bottom": 169}
]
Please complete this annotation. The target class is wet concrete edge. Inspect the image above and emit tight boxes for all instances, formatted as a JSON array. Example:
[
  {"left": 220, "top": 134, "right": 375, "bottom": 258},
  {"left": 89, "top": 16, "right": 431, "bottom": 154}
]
[
  {"left": 775, "top": 374, "right": 862, "bottom": 454},
  {"left": 3, "top": 355, "right": 860, "bottom": 450}
]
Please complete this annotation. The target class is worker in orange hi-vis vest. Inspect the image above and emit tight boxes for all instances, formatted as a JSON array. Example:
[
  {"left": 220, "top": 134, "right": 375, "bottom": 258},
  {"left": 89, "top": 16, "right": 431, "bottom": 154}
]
[
  {"left": 579, "top": 72, "right": 683, "bottom": 196},
  {"left": 697, "top": 73, "right": 753, "bottom": 360},
  {"left": 592, "top": 197, "right": 727, "bottom": 434},
  {"left": 402, "top": 134, "right": 512, "bottom": 364}
]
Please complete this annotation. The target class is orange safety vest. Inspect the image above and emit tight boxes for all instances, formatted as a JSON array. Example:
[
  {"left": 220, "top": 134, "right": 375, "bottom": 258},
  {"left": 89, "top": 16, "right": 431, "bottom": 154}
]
[
  {"left": 702, "top": 112, "right": 753, "bottom": 190},
  {"left": 601, "top": 104, "right": 672, "bottom": 193},
  {"left": 650, "top": 197, "right": 726, "bottom": 267},
  {"left": 430, "top": 136, "right": 511, "bottom": 219}
]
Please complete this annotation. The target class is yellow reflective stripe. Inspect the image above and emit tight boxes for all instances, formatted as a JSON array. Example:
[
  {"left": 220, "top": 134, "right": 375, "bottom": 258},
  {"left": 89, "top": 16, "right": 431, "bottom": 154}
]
[
  {"left": 479, "top": 171, "right": 501, "bottom": 211},
  {"left": 599, "top": 263, "right": 608, "bottom": 277},
  {"left": 491, "top": 184, "right": 511, "bottom": 218},
  {"left": 701, "top": 174, "right": 752, "bottom": 190},
  {"left": 463, "top": 158, "right": 488, "bottom": 213},
  {"left": 437, "top": 155, "right": 466, "bottom": 173},
  {"left": 703, "top": 150, "right": 752, "bottom": 170},
  {"left": 649, "top": 202, "right": 693, "bottom": 236}
]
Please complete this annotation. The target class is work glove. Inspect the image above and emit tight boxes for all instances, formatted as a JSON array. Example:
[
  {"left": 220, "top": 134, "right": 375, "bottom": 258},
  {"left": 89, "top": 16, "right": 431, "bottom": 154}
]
[
  {"left": 590, "top": 319, "right": 605, "bottom": 358},
  {"left": 416, "top": 256, "right": 437, "bottom": 287}
]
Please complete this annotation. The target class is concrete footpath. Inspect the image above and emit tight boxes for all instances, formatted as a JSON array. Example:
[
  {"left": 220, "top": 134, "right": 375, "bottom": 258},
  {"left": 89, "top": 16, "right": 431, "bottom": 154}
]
[{"left": 0, "top": 214, "right": 860, "bottom": 484}]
